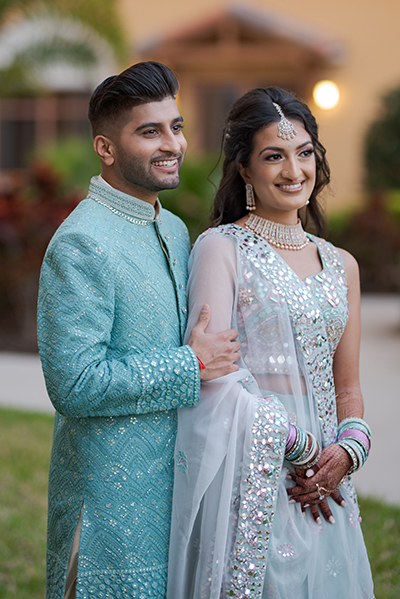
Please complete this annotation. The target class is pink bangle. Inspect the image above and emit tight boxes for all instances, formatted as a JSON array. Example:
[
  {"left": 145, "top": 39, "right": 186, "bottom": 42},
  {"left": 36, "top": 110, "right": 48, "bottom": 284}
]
[
  {"left": 286, "top": 423, "right": 297, "bottom": 451},
  {"left": 338, "top": 429, "right": 370, "bottom": 451}
]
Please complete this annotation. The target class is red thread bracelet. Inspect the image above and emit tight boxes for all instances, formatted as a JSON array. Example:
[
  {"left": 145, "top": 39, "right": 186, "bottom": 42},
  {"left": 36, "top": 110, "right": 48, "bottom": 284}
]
[{"left": 197, "top": 356, "right": 206, "bottom": 370}]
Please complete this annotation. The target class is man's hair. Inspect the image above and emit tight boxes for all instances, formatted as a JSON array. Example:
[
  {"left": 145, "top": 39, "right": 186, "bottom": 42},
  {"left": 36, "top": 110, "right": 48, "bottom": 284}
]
[{"left": 88, "top": 61, "right": 179, "bottom": 137}]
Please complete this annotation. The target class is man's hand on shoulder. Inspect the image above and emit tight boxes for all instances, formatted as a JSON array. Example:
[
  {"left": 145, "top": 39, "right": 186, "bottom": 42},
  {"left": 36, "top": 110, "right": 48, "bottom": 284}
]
[{"left": 188, "top": 305, "right": 241, "bottom": 381}]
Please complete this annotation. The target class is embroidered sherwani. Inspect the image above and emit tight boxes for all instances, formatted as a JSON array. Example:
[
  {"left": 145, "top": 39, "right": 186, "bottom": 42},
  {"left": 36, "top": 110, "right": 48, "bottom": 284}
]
[{"left": 37, "top": 177, "right": 200, "bottom": 599}]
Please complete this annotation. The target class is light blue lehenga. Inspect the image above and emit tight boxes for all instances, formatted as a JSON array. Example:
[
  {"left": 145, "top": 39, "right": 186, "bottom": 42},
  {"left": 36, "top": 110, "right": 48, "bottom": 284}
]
[{"left": 167, "top": 224, "right": 374, "bottom": 598}]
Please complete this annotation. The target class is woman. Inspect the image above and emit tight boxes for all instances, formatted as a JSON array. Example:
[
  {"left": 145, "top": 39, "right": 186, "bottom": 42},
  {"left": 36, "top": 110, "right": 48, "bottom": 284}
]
[{"left": 167, "top": 87, "right": 374, "bottom": 598}]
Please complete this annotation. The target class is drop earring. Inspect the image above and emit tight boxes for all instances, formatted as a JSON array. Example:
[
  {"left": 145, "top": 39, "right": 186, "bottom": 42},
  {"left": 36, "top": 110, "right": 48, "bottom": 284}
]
[{"left": 246, "top": 183, "right": 256, "bottom": 211}]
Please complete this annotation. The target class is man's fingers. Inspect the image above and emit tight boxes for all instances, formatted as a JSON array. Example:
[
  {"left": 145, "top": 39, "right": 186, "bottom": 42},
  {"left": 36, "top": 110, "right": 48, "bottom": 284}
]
[
  {"left": 224, "top": 328, "right": 239, "bottom": 342},
  {"left": 230, "top": 340, "right": 241, "bottom": 353},
  {"left": 200, "top": 361, "right": 239, "bottom": 380},
  {"left": 188, "top": 315, "right": 241, "bottom": 381},
  {"left": 192, "top": 304, "right": 211, "bottom": 332}
]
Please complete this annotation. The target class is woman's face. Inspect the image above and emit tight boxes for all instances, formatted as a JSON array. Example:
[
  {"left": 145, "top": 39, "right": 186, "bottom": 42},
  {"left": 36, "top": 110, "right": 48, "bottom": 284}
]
[{"left": 238, "top": 120, "right": 316, "bottom": 224}]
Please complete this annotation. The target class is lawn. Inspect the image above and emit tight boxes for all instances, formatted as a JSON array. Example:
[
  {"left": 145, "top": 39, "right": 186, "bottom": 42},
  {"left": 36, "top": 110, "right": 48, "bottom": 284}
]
[
  {"left": 0, "top": 408, "right": 53, "bottom": 599},
  {"left": 0, "top": 407, "right": 399, "bottom": 598}
]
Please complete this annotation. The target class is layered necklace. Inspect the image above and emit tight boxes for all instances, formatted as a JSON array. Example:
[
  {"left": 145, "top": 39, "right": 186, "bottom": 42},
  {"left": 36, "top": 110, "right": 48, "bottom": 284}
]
[{"left": 245, "top": 213, "right": 309, "bottom": 251}]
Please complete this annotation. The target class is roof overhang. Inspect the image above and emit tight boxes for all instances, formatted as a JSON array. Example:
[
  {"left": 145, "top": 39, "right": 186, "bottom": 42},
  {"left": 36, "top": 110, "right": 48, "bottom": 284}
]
[{"left": 138, "top": 5, "right": 346, "bottom": 69}]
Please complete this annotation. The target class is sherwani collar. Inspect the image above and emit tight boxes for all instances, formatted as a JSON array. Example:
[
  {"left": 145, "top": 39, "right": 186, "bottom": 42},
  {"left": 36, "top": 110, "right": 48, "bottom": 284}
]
[{"left": 87, "top": 176, "right": 161, "bottom": 223}]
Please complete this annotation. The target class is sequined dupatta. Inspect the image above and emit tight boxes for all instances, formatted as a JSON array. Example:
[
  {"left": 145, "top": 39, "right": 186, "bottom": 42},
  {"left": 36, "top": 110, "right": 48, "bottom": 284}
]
[
  {"left": 167, "top": 225, "right": 348, "bottom": 598},
  {"left": 231, "top": 226, "right": 348, "bottom": 446},
  {"left": 168, "top": 371, "right": 287, "bottom": 598}
]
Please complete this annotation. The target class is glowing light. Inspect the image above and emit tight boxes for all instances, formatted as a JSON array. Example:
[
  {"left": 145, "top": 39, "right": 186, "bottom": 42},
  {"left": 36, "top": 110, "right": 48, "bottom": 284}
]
[{"left": 313, "top": 80, "right": 340, "bottom": 110}]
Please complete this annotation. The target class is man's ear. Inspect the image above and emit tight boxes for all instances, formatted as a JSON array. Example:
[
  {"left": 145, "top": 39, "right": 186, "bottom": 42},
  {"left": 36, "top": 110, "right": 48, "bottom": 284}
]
[
  {"left": 93, "top": 135, "right": 115, "bottom": 166},
  {"left": 238, "top": 163, "right": 251, "bottom": 185}
]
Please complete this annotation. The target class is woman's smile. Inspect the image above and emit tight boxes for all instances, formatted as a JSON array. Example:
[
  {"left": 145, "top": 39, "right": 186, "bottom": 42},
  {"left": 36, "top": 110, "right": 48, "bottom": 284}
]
[{"left": 275, "top": 181, "right": 305, "bottom": 192}]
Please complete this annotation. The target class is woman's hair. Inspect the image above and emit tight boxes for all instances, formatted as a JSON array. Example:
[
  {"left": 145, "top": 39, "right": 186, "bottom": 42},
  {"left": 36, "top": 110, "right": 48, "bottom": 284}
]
[{"left": 210, "top": 86, "right": 330, "bottom": 236}]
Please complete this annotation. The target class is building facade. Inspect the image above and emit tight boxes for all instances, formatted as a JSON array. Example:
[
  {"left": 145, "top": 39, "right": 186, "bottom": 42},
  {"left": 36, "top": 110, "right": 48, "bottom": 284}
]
[{"left": 118, "top": 0, "right": 400, "bottom": 212}]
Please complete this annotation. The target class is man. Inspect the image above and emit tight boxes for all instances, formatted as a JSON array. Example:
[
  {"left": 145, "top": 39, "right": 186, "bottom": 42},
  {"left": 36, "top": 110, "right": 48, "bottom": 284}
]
[{"left": 37, "top": 61, "right": 240, "bottom": 599}]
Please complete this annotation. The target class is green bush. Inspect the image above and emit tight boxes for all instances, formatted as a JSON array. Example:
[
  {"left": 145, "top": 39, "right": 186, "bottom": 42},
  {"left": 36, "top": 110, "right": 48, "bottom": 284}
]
[
  {"left": 159, "top": 153, "right": 221, "bottom": 242},
  {"left": 332, "top": 83, "right": 400, "bottom": 292},
  {"left": 387, "top": 190, "right": 400, "bottom": 217},
  {"left": 34, "top": 135, "right": 100, "bottom": 194},
  {"left": 327, "top": 194, "right": 400, "bottom": 293},
  {"left": 365, "top": 86, "right": 400, "bottom": 191}
]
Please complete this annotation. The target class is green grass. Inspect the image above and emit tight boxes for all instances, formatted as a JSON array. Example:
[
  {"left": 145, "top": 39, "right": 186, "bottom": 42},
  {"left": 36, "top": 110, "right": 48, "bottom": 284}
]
[
  {"left": 359, "top": 496, "right": 400, "bottom": 598},
  {"left": 0, "top": 407, "right": 399, "bottom": 598},
  {"left": 0, "top": 408, "right": 53, "bottom": 599}
]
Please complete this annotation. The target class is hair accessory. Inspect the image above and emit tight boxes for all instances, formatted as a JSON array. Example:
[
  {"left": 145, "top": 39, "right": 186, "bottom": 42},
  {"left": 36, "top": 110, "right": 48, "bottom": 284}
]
[
  {"left": 272, "top": 102, "right": 297, "bottom": 141},
  {"left": 245, "top": 214, "right": 309, "bottom": 251},
  {"left": 245, "top": 183, "right": 256, "bottom": 211}
]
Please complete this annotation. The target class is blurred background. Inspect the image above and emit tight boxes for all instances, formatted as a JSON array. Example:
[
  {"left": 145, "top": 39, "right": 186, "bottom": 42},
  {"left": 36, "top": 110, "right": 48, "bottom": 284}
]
[
  {"left": 0, "top": 0, "right": 399, "bottom": 350},
  {"left": 0, "top": 1, "right": 400, "bottom": 597}
]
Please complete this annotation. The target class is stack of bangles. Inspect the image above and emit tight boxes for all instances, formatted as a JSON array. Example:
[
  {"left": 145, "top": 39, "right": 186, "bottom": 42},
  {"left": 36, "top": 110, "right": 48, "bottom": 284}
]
[
  {"left": 285, "top": 423, "right": 321, "bottom": 469},
  {"left": 337, "top": 417, "right": 371, "bottom": 475}
]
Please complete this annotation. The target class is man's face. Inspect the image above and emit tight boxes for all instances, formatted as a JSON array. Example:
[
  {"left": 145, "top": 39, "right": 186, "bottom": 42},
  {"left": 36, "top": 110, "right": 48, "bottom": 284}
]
[{"left": 110, "top": 97, "right": 187, "bottom": 204}]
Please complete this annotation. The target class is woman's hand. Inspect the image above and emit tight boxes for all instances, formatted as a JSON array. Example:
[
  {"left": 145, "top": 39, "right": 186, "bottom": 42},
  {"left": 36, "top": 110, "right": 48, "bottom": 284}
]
[{"left": 286, "top": 444, "right": 352, "bottom": 523}]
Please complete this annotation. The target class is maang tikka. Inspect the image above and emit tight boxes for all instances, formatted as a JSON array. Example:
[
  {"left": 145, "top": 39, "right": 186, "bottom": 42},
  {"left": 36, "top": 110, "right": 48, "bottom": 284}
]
[{"left": 272, "top": 102, "right": 297, "bottom": 141}]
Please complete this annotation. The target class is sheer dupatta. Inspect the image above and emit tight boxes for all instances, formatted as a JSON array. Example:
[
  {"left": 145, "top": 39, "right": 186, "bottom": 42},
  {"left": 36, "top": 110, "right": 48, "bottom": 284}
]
[{"left": 166, "top": 230, "right": 304, "bottom": 598}]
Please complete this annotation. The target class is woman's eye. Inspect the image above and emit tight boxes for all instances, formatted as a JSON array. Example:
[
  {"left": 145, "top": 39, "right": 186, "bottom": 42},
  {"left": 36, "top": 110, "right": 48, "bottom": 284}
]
[
  {"left": 265, "top": 153, "right": 282, "bottom": 161},
  {"left": 301, "top": 148, "right": 314, "bottom": 157}
]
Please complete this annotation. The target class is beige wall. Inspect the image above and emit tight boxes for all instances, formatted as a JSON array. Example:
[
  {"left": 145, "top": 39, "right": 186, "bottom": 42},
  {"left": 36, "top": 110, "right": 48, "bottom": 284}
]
[{"left": 118, "top": 0, "right": 400, "bottom": 213}]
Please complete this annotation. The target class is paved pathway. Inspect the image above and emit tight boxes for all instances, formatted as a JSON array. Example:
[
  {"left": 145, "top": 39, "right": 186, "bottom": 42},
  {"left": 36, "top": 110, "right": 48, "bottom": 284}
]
[
  {"left": 353, "top": 294, "right": 400, "bottom": 505},
  {"left": 1, "top": 294, "right": 399, "bottom": 504}
]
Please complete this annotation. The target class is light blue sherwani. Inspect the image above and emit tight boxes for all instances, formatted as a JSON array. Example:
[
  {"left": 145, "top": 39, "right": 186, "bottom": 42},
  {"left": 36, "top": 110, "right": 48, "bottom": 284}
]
[{"left": 37, "top": 177, "right": 200, "bottom": 598}]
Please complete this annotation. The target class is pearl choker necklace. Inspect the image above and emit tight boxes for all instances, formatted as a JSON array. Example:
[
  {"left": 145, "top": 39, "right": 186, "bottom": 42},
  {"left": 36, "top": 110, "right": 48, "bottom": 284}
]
[{"left": 245, "top": 213, "right": 309, "bottom": 251}]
